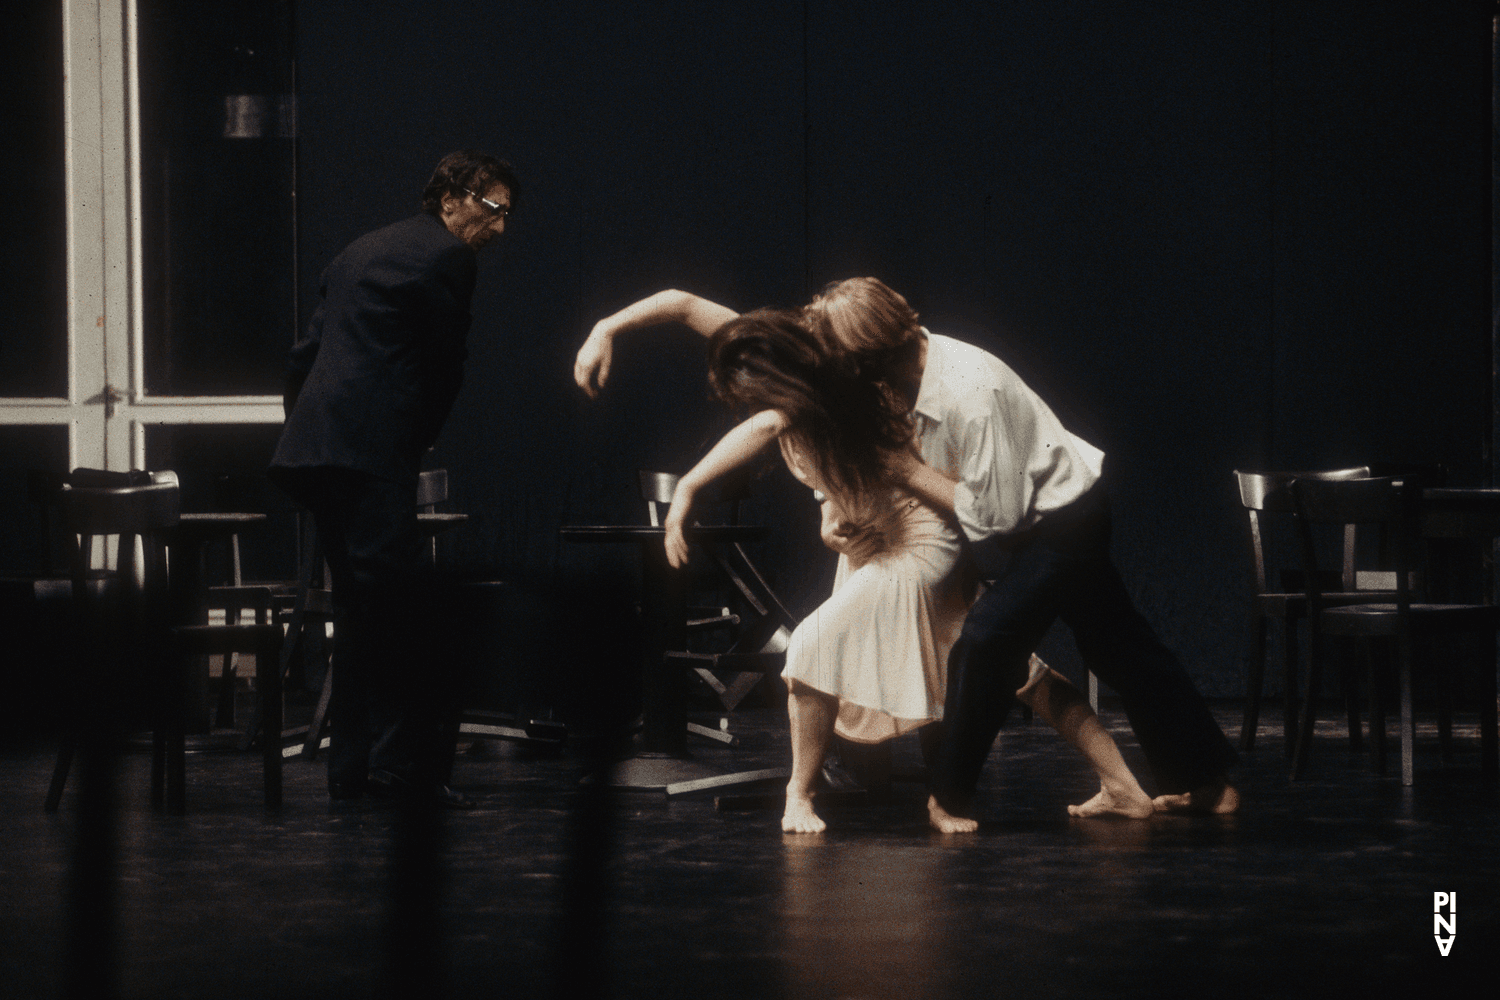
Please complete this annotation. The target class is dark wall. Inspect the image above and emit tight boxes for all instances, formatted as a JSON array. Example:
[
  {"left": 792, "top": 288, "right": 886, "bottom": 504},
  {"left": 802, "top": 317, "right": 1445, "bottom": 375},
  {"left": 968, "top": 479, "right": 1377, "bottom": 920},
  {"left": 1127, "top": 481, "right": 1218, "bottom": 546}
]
[{"left": 293, "top": 2, "right": 1492, "bottom": 697}]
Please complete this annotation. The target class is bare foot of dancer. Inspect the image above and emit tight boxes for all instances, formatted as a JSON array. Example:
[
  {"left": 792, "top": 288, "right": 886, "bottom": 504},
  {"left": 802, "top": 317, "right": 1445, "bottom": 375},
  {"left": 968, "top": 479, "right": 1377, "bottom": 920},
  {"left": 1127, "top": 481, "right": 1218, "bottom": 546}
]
[
  {"left": 1153, "top": 776, "right": 1240, "bottom": 815},
  {"left": 1015, "top": 657, "right": 1156, "bottom": 820},
  {"left": 927, "top": 795, "right": 978, "bottom": 834},
  {"left": 1067, "top": 781, "right": 1157, "bottom": 819},
  {"left": 782, "top": 789, "right": 827, "bottom": 834}
]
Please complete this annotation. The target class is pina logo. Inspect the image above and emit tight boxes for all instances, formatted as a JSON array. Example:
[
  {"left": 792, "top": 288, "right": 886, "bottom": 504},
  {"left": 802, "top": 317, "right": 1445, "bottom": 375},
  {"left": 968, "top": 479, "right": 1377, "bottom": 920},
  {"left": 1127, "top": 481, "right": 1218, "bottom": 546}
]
[{"left": 1433, "top": 892, "right": 1456, "bottom": 956}]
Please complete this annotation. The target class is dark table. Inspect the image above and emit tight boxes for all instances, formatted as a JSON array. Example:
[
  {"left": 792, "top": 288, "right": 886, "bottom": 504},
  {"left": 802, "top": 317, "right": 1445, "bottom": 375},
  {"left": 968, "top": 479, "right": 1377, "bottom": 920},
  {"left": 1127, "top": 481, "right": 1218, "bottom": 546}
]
[{"left": 559, "top": 524, "right": 767, "bottom": 789}]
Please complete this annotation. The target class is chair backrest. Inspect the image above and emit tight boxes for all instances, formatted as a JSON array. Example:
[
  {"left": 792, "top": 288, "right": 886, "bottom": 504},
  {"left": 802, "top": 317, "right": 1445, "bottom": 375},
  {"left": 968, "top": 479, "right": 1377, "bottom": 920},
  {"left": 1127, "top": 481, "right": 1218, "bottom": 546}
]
[
  {"left": 417, "top": 468, "right": 449, "bottom": 510},
  {"left": 57, "top": 473, "right": 181, "bottom": 538},
  {"left": 638, "top": 469, "right": 752, "bottom": 527},
  {"left": 1290, "top": 476, "right": 1420, "bottom": 607},
  {"left": 1235, "top": 466, "right": 1370, "bottom": 513},
  {"left": 56, "top": 471, "right": 182, "bottom": 647},
  {"left": 638, "top": 471, "right": 679, "bottom": 527},
  {"left": 1234, "top": 467, "right": 1369, "bottom": 594}
]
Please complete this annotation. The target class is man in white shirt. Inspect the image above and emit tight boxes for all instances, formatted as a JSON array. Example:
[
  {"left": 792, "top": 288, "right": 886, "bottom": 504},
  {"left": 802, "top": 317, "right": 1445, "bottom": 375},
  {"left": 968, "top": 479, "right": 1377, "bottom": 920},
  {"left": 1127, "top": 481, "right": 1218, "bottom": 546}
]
[{"left": 575, "top": 278, "right": 1239, "bottom": 831}]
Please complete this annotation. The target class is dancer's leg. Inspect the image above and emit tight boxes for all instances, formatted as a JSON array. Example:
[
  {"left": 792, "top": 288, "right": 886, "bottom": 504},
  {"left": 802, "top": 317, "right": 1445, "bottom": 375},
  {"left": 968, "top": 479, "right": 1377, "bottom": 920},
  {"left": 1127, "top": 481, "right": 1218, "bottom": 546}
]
[
  {"left": 1049, "top": 490, "right": 1239, "bottom": 814},
  {"left": 1060, "top": 549, "right": 1240, "bottom": 813},
  {"left": 784, "top": 678, "right": 838, "bottom": 833},
  {"left": 1014, "top": 658, "right": 1155, "bottom": 818},
  {"left": 929, "top": 540, "right": 1069, "bottom": 832}
]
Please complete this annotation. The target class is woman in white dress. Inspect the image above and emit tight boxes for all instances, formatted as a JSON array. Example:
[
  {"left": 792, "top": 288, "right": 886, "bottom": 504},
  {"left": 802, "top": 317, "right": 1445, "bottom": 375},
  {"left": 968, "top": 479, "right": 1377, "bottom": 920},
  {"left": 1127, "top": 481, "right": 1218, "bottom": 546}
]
[{"left": 662, "top": 308, "right": 1156, "bottom": 832}]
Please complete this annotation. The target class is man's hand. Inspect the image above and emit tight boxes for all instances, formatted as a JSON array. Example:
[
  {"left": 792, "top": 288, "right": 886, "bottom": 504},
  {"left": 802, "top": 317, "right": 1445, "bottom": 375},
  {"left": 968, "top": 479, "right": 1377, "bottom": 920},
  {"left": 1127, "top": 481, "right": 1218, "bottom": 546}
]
[
  {"left": 882, "top": 441, "right": 926, "bottom": 486},
  {"left": 819, "top": 503, "right": 860, "bottom": 554},
  {"left": 573, "top": 322, "right": 614, "bottom": 398}
]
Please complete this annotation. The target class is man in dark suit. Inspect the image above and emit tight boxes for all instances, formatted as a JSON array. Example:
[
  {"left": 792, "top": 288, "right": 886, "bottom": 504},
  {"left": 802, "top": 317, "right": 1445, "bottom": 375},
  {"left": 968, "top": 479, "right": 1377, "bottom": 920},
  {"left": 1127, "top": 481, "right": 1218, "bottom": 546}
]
[{"left": 269, "top": 150, "right": 519, "bottom": 806}]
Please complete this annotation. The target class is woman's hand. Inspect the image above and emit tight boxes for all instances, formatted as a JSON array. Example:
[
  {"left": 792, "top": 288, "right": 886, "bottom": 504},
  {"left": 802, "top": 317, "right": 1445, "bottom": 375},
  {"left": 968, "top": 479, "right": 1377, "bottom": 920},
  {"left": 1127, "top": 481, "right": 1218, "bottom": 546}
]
[
  {"left": 573, "top": 320, "right": 615, "bottom": 398},
  {"left": 663, "top": 484, "right": 694, "bottom": 568},
  {"left": 574, "top": 291, "right": 739, "bottom": 399}
]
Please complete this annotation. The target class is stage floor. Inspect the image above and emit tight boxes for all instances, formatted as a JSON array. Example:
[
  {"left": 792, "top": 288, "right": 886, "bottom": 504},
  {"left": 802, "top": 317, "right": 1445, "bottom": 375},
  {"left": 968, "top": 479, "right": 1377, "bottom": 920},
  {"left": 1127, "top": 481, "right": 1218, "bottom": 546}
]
[{"left": 1, "top": 701, "right": 1493, "bottom": 998}]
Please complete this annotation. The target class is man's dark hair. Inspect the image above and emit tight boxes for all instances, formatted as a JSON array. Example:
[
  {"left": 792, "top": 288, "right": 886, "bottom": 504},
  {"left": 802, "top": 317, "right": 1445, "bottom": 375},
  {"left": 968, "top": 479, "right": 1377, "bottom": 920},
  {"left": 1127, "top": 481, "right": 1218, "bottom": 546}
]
[{"left": 421, "top": 150, "right": 522, "bottom": 216}]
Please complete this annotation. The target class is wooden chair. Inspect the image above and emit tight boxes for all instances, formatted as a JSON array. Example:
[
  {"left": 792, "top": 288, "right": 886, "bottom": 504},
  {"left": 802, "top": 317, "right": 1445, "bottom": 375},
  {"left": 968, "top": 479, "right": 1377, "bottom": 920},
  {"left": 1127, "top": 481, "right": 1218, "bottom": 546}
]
[
  {"left": 168, "top": 619, "right": 284, "bottom": 809},
  {"left": 1289, "top": 476, "right": 1500, "bottom": 785},
  {"left": 639, "top": 470, "right": 797, "bottom": 729},
  {"left": 1234, "top": 467, "right": 1390, "bottom": 753},
  {"left": 44, "top": 470, "right": 287, "bottom": 812},
  {"left": 46, "top": 470, "right": 180, "bottom": 812},
  {"left": 206, "top": 473, "right": 305, "bottom": 728},
  {"left": 417, "top": 467, "right": 469, "bottom": 564}
]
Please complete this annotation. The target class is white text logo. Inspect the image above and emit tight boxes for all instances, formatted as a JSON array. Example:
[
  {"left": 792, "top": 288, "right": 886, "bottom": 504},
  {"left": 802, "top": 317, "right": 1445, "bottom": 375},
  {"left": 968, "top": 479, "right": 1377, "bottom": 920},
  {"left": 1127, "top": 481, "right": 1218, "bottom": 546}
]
[{"left": 1433, "top": 892, "right": 1456, "bottom": 956}]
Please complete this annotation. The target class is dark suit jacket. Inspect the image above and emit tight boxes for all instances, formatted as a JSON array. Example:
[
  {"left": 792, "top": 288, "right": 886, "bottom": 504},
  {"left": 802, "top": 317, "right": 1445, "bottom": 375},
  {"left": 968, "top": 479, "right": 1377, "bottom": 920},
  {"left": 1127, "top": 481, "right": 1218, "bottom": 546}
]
[{"left": 270, "top": 213, "right": 477, "bottom": 491}]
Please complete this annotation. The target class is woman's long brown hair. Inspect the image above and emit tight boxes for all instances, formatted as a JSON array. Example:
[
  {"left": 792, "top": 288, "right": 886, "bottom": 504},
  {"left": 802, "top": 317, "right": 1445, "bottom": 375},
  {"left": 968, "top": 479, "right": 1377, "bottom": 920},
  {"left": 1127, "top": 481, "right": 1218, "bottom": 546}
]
[{"left": 706, "top": 308, "right": 913, "bottom": 511}]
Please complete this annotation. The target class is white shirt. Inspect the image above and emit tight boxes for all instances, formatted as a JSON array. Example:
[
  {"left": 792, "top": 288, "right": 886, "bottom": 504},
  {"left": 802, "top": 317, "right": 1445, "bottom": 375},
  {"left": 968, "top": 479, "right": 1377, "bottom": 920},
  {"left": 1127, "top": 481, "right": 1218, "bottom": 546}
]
[{"left": 912, "top": 331, "right": 1104, "bottom": 542}]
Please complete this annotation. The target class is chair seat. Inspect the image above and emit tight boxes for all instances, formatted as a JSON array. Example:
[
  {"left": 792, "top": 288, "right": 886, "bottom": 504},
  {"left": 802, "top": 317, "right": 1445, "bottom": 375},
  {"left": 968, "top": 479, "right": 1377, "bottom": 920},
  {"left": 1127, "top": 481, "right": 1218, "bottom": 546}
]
[
  {"left": 1321, "top": 602, "right": 1500, "bottom": 636},
  {"left": 1257, "top": 590, "right": 1397, "bottom": 618},
  {"left": 666, "top": 650, "right": 786, "bottom": 674},
  {"left": 417, "top": 512, "right": 468, "bottom": 537}
]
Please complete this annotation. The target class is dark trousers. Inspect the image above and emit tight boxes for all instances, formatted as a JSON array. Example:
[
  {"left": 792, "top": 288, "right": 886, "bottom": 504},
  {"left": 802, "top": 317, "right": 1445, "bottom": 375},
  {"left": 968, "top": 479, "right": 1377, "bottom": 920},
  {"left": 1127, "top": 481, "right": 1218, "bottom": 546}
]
[
  {"left": 277, "top": 468, "right": 457, "bottom": 789},
  {"left": 931, "top": 481, "right": 1237, "bottom": 811}
]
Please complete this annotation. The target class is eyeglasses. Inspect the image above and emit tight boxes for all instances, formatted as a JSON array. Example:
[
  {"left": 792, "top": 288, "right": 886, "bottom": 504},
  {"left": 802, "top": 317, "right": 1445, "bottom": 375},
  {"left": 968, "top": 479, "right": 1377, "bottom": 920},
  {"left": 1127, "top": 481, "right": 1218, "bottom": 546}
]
[{"left": 463, "top": 188, "right": 510, "bottom": 220}]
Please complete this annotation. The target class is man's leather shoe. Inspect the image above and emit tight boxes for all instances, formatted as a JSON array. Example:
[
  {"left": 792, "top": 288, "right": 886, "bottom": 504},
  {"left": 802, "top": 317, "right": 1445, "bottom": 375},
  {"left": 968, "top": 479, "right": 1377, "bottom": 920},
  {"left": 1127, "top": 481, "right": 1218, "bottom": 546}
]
[{"left": 367, "top": 768, "right": 477, "bottom": 809}]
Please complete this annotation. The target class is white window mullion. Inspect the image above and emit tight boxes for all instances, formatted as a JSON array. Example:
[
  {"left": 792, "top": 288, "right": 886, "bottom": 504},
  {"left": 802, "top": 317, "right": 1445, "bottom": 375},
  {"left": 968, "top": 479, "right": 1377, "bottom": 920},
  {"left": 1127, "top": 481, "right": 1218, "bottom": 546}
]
[
  {"left": 20, "top": 1, "right": 284, "bottom": 482},
  {"left": 97, "top": 0, "right": 134, "bottom": 472},
  {"left": 63, "top": 0, "right": 111, "bottom": 472}
]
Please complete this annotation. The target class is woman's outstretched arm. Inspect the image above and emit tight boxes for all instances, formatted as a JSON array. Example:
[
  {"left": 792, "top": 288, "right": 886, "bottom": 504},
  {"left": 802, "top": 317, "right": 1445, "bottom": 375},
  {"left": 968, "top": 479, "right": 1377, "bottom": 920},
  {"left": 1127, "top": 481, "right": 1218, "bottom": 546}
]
[
  {"left": 663, "top": 409, "right": 789, "bottom": 568},
  {"left": 574, "top": 289, "right": 740, "bottom": 398}
]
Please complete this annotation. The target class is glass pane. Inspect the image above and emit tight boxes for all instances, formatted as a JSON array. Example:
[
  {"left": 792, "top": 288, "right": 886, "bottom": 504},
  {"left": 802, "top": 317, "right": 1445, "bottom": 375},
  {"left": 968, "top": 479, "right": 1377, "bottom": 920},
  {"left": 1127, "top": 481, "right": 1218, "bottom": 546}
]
[
  {"left": 0, "top": 4, "right": 67, "bottom": 398},
  {"left": 144, "top": 423, "right": 299, "bottom": 584},
  {"left": 138, "top": 0, "right": 297, "bottom": 397},
  {"left": 0, "top": 426, "right": 70, "bottom": 577}
]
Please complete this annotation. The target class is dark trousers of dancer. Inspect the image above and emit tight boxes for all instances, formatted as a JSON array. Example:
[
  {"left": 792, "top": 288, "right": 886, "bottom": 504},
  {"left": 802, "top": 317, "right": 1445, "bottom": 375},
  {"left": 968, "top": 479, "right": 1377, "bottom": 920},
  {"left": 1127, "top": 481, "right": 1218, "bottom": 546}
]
[
  {"left": 281, "top": 467, "right": 459, "bottom": 792},
  {"left": 931, "top": 478, "right": 1237, "bottom": 812}
]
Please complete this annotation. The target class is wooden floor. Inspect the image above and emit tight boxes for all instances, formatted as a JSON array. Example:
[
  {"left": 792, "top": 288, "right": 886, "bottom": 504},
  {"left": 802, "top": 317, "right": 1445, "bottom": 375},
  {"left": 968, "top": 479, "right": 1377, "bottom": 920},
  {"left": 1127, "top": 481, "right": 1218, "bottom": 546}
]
[{"left": 0, "top": 700, "right": 1493, "bottom": 999}]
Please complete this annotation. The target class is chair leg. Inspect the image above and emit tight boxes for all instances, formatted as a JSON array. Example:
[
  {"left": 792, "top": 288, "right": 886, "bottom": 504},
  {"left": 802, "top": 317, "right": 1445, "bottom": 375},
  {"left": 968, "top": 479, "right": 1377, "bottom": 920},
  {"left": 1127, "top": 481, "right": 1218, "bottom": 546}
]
[
  {"left": 166, "top": 651, "right": 188, "bottom": 814},
  {"left": 45, "top": 733, "right": 76, "bottom": 812},
  {"left": 215, "top": 656, "right": 238, "bottom": 729},
  {"left": 1283, "top": 620, "right": 1301, "bottom": 759},
  {"left": 151, "top": 728, "right": 166, "bottom": 810},
  {"left": 1240, "top": 614, "right": 1266, "bottom": 751},
  {"left": 258, "top": 631, "right": 283, "bottom": 809},
  {"left": 1366, "top": 642, "right": 1386, "bottom": 776},
  {"left": 1291, "top": 628, "right": 1324, "bottom": 780},
  {"left": 1334, "top": 639, "right": 1360, "bottom": 752},
  {"left": 1482, "top": 634, "right": 1499, "bottom": 782},
  {"left": 1435, "top": 636, "right": 1453, "bottom": 765},
  {"left": 1399, "top": 636, "right": 1415, "bottom": 787},
  {"left": 301, "top": 659, "right": 335, "bottom": 758}
]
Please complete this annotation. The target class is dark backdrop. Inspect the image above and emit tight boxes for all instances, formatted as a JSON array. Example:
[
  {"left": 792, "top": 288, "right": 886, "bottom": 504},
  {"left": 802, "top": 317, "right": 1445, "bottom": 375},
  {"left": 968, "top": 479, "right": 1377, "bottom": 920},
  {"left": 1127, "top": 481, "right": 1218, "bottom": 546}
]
[
  {"left": 285, "top": 2, "right": 1491, "bottom": 699},
  {"left": 5, "top": 2, "right": 1484, "bottom": 708}
]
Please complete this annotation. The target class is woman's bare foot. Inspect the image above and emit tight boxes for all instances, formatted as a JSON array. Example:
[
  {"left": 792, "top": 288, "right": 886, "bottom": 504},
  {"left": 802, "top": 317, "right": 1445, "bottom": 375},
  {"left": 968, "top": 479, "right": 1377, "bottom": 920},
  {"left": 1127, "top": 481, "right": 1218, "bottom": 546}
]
[
  {"left": 1067, "top": 781, "right": 1157, "bottom": 819},
  {"left": 782, "top": 791, "right": 827, "bottom": 833},
  {"left": 927, "top": 794, "right": 979, "bottom": 833},
  {"left": 1153, "top": 776, "right": 1240, "bottom": 815}
]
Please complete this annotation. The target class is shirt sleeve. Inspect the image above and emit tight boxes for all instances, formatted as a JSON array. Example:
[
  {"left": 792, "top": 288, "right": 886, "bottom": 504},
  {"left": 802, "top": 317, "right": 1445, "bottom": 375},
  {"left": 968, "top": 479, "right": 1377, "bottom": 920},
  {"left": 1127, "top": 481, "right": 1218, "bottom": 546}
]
[{"left": 951, "top": 383, "right": 1042, "bottom": 542}]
